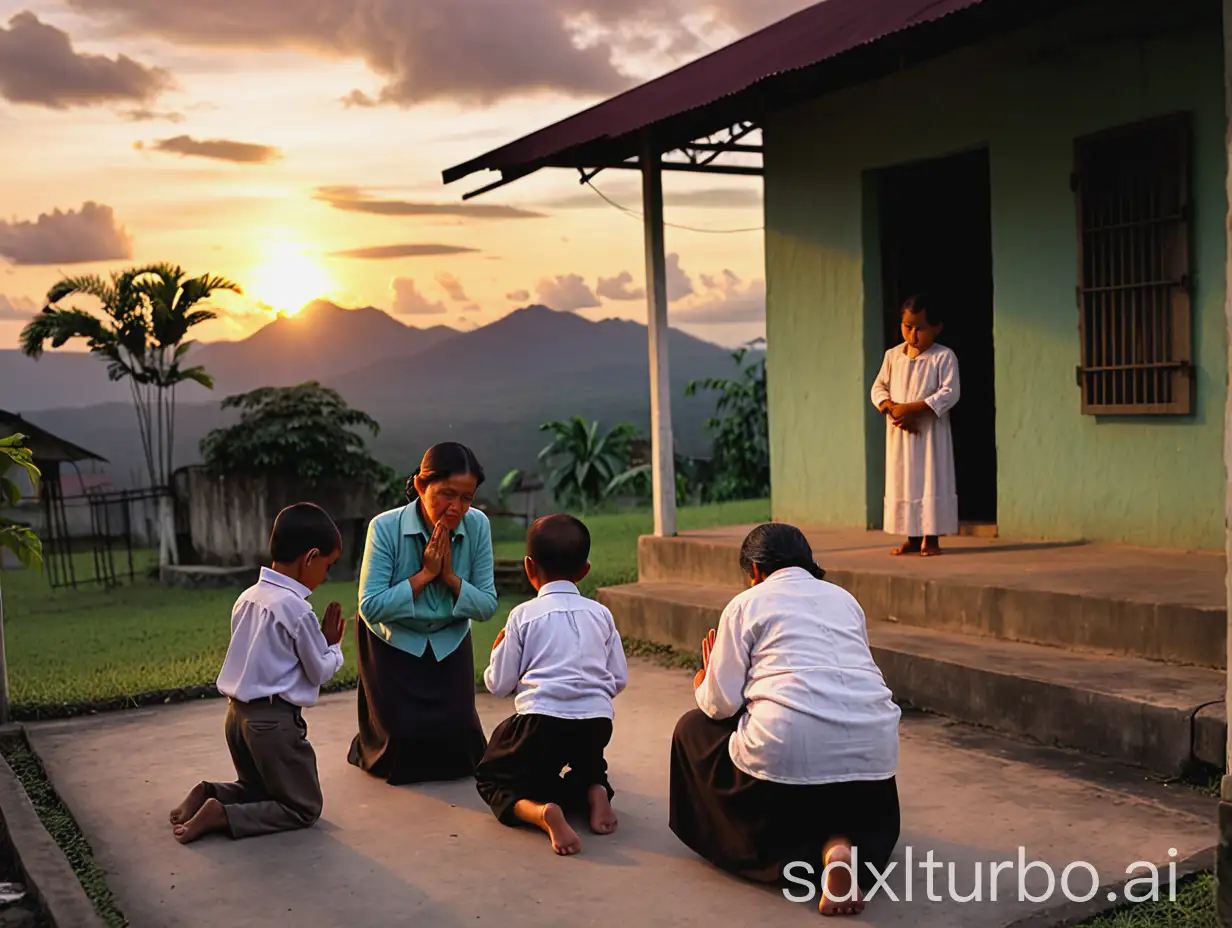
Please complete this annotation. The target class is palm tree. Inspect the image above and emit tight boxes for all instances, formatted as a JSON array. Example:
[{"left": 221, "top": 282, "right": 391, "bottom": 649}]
[
  {"left": 537, "top": 417, "right": 643, "bottom": 512},
  {"left": 20, "top": 264, "right": 240, "bottom": 566}
]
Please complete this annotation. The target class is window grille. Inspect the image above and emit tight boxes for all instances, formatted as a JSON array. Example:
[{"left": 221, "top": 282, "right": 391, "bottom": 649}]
[{"left": 1073, "top": 114, "right": 1192, "bottom": 415}]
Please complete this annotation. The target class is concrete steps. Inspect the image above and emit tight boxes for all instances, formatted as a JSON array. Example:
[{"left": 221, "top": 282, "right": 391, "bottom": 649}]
[
  {"left": 636, "top": 531, "right": 1226, "bottom": 669},
  {"left": 493, "top": 559, "right": 534, "bottom": 597},
  {"left": 598, "top": 580, "right": 1227, "bottom": 778}
]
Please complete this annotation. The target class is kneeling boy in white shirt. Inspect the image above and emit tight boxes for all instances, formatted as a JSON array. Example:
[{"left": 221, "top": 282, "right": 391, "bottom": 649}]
[
  {"left": 476, "top": 514, "right": 629, "bottom": 856},
  {"left": 169, "top": 503, "right": 347, "bottom": 844}
]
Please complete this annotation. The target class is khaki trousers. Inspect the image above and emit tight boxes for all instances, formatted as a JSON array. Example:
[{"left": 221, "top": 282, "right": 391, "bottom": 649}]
[{"left": 202, "top": 697, "right": 323, "bottom": 839}]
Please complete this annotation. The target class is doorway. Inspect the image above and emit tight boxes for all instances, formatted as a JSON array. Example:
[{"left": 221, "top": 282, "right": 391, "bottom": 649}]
[{"left": 878, "top": 148, "right": 997, "bottom": 527}]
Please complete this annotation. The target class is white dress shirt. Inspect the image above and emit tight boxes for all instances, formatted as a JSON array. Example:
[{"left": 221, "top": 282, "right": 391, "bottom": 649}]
[
  {"left": 216, "top": 567, "right": 344, "bottom": 708},
  {"left": 695, "top": 567, "right": 901, "bottom": 785},
  {"left": 484, "top": 581, "right": 629, "bottom": 720}
]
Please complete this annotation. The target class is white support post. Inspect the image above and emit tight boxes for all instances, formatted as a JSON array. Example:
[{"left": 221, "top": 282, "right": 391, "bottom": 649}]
[
  {"left": 1221, "top": 2, "right": 1232, "bottom": 923},
  {"left": 641, "top": 132, "right": 677, "bottom": 538}
]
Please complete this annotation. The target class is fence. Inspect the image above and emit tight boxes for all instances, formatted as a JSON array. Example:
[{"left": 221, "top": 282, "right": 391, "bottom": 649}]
[{"left": 37, "top": 483, "right": 164, "bottom": 591}]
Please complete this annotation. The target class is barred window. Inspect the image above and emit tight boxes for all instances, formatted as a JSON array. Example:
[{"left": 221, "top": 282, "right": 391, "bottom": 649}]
[{"left": 1073, "top": 114, "right": 1193, "bottom": 415}]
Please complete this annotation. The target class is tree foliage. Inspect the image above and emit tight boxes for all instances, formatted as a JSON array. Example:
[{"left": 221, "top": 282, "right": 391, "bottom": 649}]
[
  {"left": 685, "top": 347, "right": 769, "bottom": 502},
  {"left": 0, "top": 434, "right": 42, "bottom": 571},
  {"left": 200, "top": 382, "right": 395, "bottom": 486},
  {"left": 537, "top": 417, "right": 643, "bottom": 511}
]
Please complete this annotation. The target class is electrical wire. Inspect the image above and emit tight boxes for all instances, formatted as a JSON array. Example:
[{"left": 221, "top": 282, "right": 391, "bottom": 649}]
[{"left": 584, "top": 179, "right": 765, "bottom": 234}]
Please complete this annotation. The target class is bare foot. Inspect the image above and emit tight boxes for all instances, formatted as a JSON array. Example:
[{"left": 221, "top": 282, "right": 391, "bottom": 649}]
[
  {"left": 920, "top": 544, "right": 943, "bottom": 557},
  {"left": 890, "top": 543, "right": 920, "bottom": 557},
  {"left": 170, "top": 783, "right": 208, "bottom": 827},
  {"left": 820, "top": 841, "right": 865, "bottom": 917},
  {"left": 587, "top": 784, "right": 618, "bottom": 835},
  {"left": 173, "top": 798, "right": 229, "bottom": 845},
  {"left": 540, "top": 803, "right": 582, "bottom": 856}
]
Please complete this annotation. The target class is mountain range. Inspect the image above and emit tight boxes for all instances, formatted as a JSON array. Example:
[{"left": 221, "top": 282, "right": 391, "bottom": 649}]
[{"left": 2, "top": 301, "right": 755, "bottom": 497}]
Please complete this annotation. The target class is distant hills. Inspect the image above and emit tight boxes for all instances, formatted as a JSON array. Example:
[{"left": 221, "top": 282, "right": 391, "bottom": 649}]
[
  {"left": 190, "top": 300, "right": 458, "bottom": 395},
  {"left": 4, "top": 301, "right": 756, "bottom": 496},
  {"left": 0, "top": 300, "right": 457, "bottom": 408}
]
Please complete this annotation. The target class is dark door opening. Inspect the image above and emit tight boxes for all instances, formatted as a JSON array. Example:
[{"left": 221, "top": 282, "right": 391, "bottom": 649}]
[{"left": 879, "top": 148, "right": 997, "bottom": 527}]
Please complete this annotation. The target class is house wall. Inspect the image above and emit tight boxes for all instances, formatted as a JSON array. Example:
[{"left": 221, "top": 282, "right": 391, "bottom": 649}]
[{"left": 764, "top": 0, "right": 1227, "bottom": 550}]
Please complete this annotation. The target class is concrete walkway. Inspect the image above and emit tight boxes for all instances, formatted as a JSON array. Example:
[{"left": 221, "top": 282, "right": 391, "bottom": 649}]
[{"left": 29, "top": 661, "right": 1216, "bottom": 928}]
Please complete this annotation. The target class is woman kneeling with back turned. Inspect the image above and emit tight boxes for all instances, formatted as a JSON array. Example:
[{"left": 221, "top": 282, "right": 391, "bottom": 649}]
[{"left": 669, "top": 522, "right": 902, "bottom": 917}]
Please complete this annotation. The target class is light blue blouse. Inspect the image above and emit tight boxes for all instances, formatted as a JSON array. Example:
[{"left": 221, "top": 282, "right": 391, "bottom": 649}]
[{"left": 356, "top": 502, "right": 498, "bottom": 660}]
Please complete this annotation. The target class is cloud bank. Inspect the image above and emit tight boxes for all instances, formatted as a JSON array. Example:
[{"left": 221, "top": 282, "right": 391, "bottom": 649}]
[
  {"left": 135, "top": 135, "right": 281, "bottom": 164},
  {"left": 0, "top": 202, "right": 134, "bottom": 266},
  {"left": 0, "top": 12, "right": 171, "bottom": 109}
]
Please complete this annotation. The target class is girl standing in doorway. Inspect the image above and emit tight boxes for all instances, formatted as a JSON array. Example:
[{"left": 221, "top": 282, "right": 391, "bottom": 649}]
[{"left": 870, "top": 294, "right": 961, "bottom": 556}]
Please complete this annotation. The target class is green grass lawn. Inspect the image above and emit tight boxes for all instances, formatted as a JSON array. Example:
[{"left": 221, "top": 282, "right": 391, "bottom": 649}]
[
  {"left": 493, "top": 498, "right": 770, "bottom": 596},
  {"left": 1074, "top": 872, "right": 1216, "bottom": 928},
  {"left": 0, "top": 499, "right": 768, "bottom": 718}
]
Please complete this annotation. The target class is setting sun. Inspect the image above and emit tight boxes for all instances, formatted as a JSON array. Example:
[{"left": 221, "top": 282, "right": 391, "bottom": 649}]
[{"left": 250, "top": 243, "right": 333, "bottom": 315}]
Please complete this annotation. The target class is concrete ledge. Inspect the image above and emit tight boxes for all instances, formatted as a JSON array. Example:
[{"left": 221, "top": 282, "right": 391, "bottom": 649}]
[
  {"left": 493, "top": 559, "right": 534, "bottom": 597},
  {"left": 832, "top": 567, "right": 1224, "bottom": 671},
  {"left": 598, "top": 581, "right": 1226, "bottom": 778},
  {"left": 1194, "top": 702, "right": 1227, "bottom": 769},
  {"left": 870, "top": 622, "right": 1219, "bottom": 778},
  {"left": 0, "top": 742, "right": 106, "bottom": 928},
  {"left": 637, "top": 533, "right": 1226, "bottom": 668},
  {"left": 160, "top": 564, "right": 258, "bottom": 589}
]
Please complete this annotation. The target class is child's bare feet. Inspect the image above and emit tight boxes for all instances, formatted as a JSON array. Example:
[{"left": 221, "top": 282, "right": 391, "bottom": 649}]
[
  {"left": 172, "top": 797, "right": 228, "bottom": 845},
  {"left": 540, "top": 803, "right": 582, "bottom": 855},
  {"left": 169, "top": 783, "right": 207, "bottom": 827},
  {"left": 820, "top": 840, "right": 865, "bottom": 917},
  {"left": 890, "top": 542, "right": 920, "bottom": 556},
  {"left": 587, "top": 784, "right": 618, "bottom": 835},
  {"left": 920, "top": 543, "right": 943, "bottom": 557}
]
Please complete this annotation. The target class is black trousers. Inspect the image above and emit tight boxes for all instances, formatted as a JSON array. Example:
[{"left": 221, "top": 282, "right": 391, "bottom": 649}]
[{"left": 475, "top": 713, "right": 614, "bottom": 825}]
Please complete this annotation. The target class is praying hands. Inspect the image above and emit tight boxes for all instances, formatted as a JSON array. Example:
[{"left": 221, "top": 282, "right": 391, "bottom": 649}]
[
  {"left": 411, "top": 523, "right": 463, "bottom": 598},
  {"left": 693, "top": 628, "right": 716, "bottom": 690}
]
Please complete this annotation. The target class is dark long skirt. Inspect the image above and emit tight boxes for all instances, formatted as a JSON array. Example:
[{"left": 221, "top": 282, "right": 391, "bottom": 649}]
[
  {"left": 347, "top": 619, "right": 487, "bottom": 785},
  {"left": 669, "top": 708, "right": 900, "bottom": 892}
]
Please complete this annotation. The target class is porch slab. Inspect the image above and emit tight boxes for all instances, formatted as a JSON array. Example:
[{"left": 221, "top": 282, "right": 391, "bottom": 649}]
[
  {"left": 159, "top": 565, "right": 259, "bottom": 590},
  {"left": 25, "top": 661, "right": 1217, "bottom": 928},
  {"left": 637, "top": 526, "right": 1226, "bottom": 668},
  {"left": 598, "top": 582, "right": 1226, "bottom": 778}
]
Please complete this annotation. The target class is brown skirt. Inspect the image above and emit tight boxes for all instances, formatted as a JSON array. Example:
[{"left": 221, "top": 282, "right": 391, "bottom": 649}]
[
  {"left": 669, "top": 708, "right": 900, "bottom": 891},
  {"left": 347, "top": 619, "right": 487, "bottom": 785}
]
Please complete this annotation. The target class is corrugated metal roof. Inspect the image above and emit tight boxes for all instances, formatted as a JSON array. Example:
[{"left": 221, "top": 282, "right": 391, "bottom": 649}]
[
  {"left": 443, "top": 0, "right": 988, "bottom": 186},
  {"left": 0, "top": 410, "right": 107, "bottom": 464}
]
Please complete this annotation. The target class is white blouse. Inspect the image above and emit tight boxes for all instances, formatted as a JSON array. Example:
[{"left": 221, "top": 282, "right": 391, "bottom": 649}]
[{"left": 694, "top": 567, "right": 901, "bottom": 785}]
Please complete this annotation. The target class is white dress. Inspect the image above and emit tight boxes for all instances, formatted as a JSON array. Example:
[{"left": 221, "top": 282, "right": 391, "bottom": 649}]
[{"left": 870, "top": 343, "right": 961, "bottom": 537}]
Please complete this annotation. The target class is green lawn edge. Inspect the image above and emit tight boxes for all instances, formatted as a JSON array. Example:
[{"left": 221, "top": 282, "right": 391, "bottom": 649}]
[
  {"left": 0, "top": 732, "right": 127, "bottom": 927},
  {"left": 1073, "top": 871, "right": 1216, "bottom": 928}
]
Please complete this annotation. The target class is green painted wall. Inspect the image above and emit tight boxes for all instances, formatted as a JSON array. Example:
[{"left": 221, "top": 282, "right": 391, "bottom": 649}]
[{"left": 764, "top": 0, "right": 1227, "bottom": 550}]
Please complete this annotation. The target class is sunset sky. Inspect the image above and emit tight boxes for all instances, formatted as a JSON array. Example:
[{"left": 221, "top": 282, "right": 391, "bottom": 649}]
[{"left": 0, "top": 0, "right": 811, "bottom": 351}]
